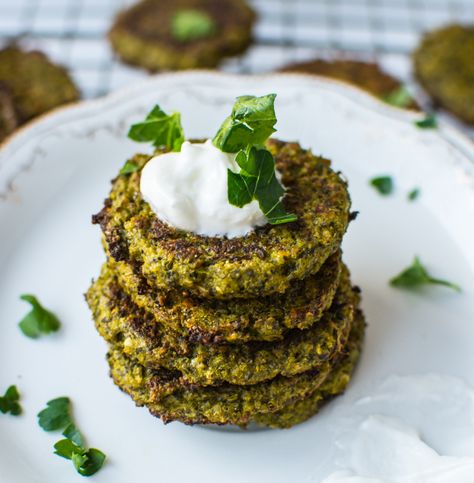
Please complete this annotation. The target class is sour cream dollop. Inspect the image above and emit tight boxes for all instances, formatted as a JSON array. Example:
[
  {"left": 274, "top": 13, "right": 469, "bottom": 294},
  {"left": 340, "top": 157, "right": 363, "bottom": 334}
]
[
  {"left": 322, "top": 374, "right": 474, "bottom": 483},
  {"left": 140, "top": 139, "right": 267, "bottom": 238}
]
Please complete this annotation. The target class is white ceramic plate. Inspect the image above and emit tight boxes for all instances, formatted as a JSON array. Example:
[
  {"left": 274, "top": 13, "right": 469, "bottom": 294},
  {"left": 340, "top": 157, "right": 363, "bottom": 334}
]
[{"left": 1, "top": 73, "right": 474, "bottom": 483}]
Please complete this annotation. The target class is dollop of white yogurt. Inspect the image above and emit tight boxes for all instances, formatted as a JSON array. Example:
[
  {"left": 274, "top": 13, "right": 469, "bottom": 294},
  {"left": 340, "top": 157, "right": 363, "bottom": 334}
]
[
  {"left": 322, "top": 374, "right": 474, "bottom": 483},
  {"left": 140, "top": 139, "right": 267, "bottom": 237}
]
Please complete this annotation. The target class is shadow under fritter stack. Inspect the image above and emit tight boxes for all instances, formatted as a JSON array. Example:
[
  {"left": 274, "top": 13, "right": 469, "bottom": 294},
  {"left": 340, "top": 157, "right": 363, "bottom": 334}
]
[{"left": 86, "top": 139, "right": 365, "bottom": 428}]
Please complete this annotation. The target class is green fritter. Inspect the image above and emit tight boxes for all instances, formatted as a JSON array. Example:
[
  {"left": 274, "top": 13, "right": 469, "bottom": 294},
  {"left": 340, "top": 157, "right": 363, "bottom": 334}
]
[
  {"left": 88, "top": 265, "right": 357, "bottom": 386},
  {"left": 413, "top": 24, "right": 474, "bottom": 124},
  {"left": 254, "top": 311, "right": 364, "bottom": 428},
  {"left": 107, "top": 310, "right": 365, "bottom": 427},
  {"left": 106, "top": 249, "right": 342, "bottom": 344},
  {"left": 0, "top": 46, "right": 79, "bottom": 123},
  {"left": 93, "top": 139, "right": 351, "bottom": 299},
  {"left": 279, "top": 59, "right": 419, "bottom": 110},
  {"left": 108, "top": 0, "right": 255, "bottom": 71},
  {"left": 0, "top": 83, "right": 18, "bottom": 142}
]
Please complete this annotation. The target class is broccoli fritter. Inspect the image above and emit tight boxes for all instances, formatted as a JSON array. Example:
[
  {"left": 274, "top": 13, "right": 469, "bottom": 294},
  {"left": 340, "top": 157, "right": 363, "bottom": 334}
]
[
  {"left": 105, "top": 249, "right": 342, "bottom": 344},
  {"left": 93, "top": 139, "right": 351, "bottom": 299},
  {"left": 0, "top": 46, "right": 79, "bottom": 123},
  {"left": 0, "top": 83, "right": 18, "bottom": 142},
  {"left": 280, "top": 59, "right": 419, "bottom": 110},
  {"left": 414, "top": 24, "right": 474, "bottom": 124},
  {"left": 88, "top": 265, "right": 357, "bottom": 386},
  {"left": 108, "top": 0, "right": 255, "bottom": 71},
  {"left": 106, "top": 309, "right": 364, "bottom": 427}
]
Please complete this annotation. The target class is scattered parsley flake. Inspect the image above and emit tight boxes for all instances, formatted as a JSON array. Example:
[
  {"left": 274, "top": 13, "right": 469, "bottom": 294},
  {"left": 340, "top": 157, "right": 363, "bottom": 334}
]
[
  {"left": 385, "top": 86, "right": 414, "bottom": 108},
  {"left": 370, "top": 176, "right": 393, "bottom": 195},
  {"left": 38, "top": 397, "right": 71, "bottom": 431},
  {"left": 0, "top": 385, "right": 22, "bottom": 416},
  {"left": 39, "top": 397, "right": 106, "bottom": 477},
  {"left": 171, "top": 9, "right": 217, "bottom": 42},
  {"left": 408, "top": 188, "right": 420, "bottom": 201},
  {"left": 18, "top": 294, "right": 61, "bottom": 339},
  {"left": 128, "top": 105, "right": 184, "bottom": 152},
  {"left": 415, "top": 114, "right": 437, "bottom": 129},
  {"left": 119, "top": 161, "right": 140, "bottom": 175},
  {"left": 390, "top": 256, "right": 461, "bottom": 292}
]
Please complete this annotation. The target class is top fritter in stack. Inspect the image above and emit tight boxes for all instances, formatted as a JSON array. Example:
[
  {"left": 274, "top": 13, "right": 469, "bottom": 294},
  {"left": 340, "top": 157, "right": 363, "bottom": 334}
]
[{"left": 86, "top": 107, "right": 365, "bottom": 429}]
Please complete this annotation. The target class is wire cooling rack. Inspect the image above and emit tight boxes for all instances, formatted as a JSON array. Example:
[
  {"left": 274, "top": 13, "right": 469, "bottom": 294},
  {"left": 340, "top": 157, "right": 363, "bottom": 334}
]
[{"left": 0, "top": 0, "right": 473, "bottom": 100}]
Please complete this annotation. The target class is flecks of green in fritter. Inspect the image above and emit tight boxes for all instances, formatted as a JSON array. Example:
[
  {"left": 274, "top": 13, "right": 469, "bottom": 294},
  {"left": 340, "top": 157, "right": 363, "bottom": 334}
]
[
  {"left": 254, "top": 310, "right": 364, "bottom": 428},
  {"left": 0, "top": 47, "right": 79, "bottom": 123},
  {"left": 108, "top": 0, "right": 255, "bottom": 71},
  {"left": 93, "top": 139, "right": 351, "bottom": 299},
  {"left": 106, "top": 310, "right": 364, "bottom": 427},
  {"left": 87, "top": 265, "right": 357, "bottom": 386},
  {"left": 105, "top": 249, "right": 342, "bottom": 343},
  {"left": 414, "top": 24, "right": 474, "bottom": 125}
]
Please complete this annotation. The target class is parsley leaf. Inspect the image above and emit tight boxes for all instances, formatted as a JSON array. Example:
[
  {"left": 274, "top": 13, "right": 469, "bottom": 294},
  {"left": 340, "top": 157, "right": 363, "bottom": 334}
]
[
  {"left": 171, "top": 9, "right": 217, "bottom": 42},
  {"left": 119, "top": 161, "right": 140, "bottom": 175},
  {"left": 415, "top": 114, "right": 437, "bottom": 129},
  {"left": 0, "top": 385, "right": 22, "bottom": 416},
  {"left": 213, "top": 94, "right": 277, "bottom": 153},
  {"left": 54, "top": 440, "right": 106, "bottom": 476},
  {"left": 128, "top": 105, "right": 184, "bottom": 152},
  {"left": 228, "top": 147, "right": 297, "bottom": 224},
  {"left": 54, "top": 438, "right": 81, "bottom": 460},
  {"left": 385, "top": 86, "right": 414, "bottom": 108},
  {"left": 63, "top": 423, "right": 85, "bottom": 447},
  {"left": 38, "top": 397, "right": 71, "bottom": 431},
  {"left": 370, "top": 176, "right": 393, "bottom": 195},
  {"left": 41, "top": 397, "right": 106, "bottom": 477},
  {"left": 75, "top": 448, "right": 106, "bottom": 477},
  {"left": 408, "top": 188, "right": 420, "bottom": 201},
  {"left": 390, "top": 256, "right": 461, "bottom": 292},
  {"left": 18, "top": 294, "right": 61, "bottom": 339}
]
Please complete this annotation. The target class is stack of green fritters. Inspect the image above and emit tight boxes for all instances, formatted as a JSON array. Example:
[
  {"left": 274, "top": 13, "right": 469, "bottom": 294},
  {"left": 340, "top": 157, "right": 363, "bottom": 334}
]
[{"left": 87, "top": 139, "right": 365, "bottom": 429}]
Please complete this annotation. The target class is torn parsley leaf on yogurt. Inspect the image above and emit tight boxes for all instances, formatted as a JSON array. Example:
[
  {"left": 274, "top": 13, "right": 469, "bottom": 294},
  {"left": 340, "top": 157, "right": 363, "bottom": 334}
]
[
  {"left": 128, "top": 93, "right": 297, "bottom": 226},
  {"left": 128, "top": 105, "right": 184, "bottom": 152},
  {"left": 214, "top": 94, "right": 297, "bottom": 224},
  {"left": 0, "top": 385, "right": 22, "bottom": 416},
  {"left": 18, "top": 294, "right": 61, "bottom": 339},
  {"left": 390, "top": 256, "right": 461, "bottom": 292},
  {"left": 38, "top": 397, "right": 106, "bottom": 477}
]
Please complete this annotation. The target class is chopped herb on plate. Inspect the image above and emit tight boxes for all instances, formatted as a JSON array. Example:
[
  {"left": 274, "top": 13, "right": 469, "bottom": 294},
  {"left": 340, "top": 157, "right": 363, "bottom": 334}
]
[
  {"left": 415, "top": 114, "right": 437, "bottom": 129},
  {"left": 38, "top": 397, "right": 72, "bottom": 431},
  {"left": 370, "top": 176, "right": 393, "bottom": 195},
  {"left": 0, "top": 385, "right": 22, "bottom": 416},
  {"left": 38, "top": 397, "right": 106, "bottom": 477},
  {"left": 390, "top": 256, "right": 461, "bottom": 292},
  {"left": 408, "top": 188, "right": 420, "bottom": 201},
  {"left": 18, "top": 294, "right": 61, "bottom": 339}
]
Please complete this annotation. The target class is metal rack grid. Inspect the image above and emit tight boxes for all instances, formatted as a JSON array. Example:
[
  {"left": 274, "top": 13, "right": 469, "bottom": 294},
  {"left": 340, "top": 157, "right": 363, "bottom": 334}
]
[{"left": 0, "top": 0, "right": 473, "bottom": 100}]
